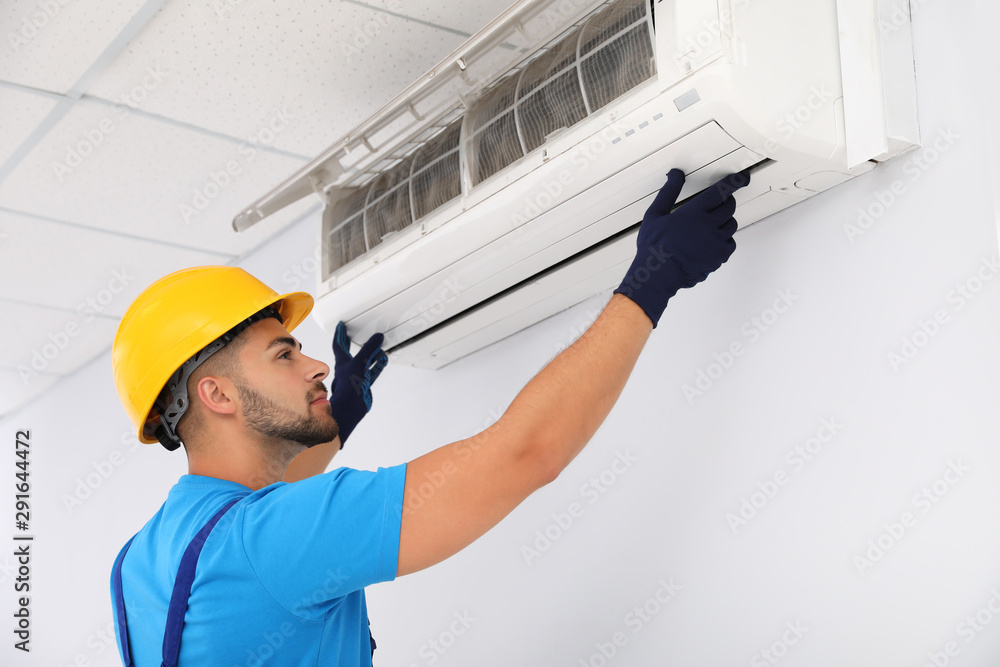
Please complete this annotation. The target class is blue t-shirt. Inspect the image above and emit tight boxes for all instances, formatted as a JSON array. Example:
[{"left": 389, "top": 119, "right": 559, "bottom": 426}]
[{"left": 110, "top": 463, "right": 407, "bottom": 667}]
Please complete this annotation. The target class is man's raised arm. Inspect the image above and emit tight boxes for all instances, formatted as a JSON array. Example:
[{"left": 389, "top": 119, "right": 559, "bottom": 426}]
[{"left": 396, "top": 169, "right": 751, "bottom": 577}]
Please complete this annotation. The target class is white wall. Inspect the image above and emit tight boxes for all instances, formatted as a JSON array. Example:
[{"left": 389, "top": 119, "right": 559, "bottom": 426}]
[{"left": 3, "top": 2, "right": 999, "bottom": 666}]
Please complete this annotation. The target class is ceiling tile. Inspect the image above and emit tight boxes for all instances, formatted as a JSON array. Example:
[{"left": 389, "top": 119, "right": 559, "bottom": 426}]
[
  {"left": 364, "top": 0, "right": 518, "bottom": 35},
  {"left": 0, "top": 367, "right": 59, "bottom": 420},
  {"left": 0, "top": 301, "right": 119, "bottom": 378},
  {"left": 0, "top": 98, "right": 316, "bottom": 255},
  {"left": 0, "top": 0, "right": 149, "bottom": 94},
  {"left": 83, "top": 0, "right": 474, "bottom": 157},
  {"left": 0, "top": 209, "right": 233, "bottom": 317},
  {"left": 0, "top": 86, "right": 60, "bottom": 164}
]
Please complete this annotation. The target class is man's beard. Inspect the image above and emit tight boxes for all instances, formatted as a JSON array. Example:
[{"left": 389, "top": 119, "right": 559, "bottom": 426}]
[{"left": 234, "top": 378, "right": 339, "bottom": 448}]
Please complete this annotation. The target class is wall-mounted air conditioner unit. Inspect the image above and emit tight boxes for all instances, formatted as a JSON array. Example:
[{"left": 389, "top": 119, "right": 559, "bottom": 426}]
[{"left": 234, "top": 0, "right": 919, "bottom": 369}]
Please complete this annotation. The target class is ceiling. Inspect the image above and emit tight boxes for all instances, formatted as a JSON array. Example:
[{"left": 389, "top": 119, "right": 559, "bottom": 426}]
[{"left": 0, "top": 0, "right": 518, "bottom": 419}]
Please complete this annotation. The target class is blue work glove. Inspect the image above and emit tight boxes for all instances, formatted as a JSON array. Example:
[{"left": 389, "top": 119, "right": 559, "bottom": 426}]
[
  {"left": 613, "top": 168, "right": 750, "bottom": 328},
  {"left": 328, "top": 321, "right": 388, "bottom": 448}
]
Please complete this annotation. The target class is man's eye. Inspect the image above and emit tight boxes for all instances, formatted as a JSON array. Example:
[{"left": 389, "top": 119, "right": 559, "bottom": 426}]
[{"left": 278, "top": 350, "right": 291, "bottom": 359}]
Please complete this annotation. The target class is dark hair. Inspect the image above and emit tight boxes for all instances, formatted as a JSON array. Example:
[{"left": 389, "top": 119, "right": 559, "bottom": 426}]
[{"left": 153, "top": 306, "right": 283, "bottom": 451}]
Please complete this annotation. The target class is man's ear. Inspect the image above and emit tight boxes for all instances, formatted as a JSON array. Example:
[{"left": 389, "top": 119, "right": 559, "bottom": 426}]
[{"left": 195, "top": 376, "right": 239, "bottom": 416}]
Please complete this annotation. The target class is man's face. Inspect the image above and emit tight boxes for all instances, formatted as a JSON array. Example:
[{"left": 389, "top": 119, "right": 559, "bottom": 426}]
[{"left": 233, "top": 317, "right": 338, "bottom": 448}]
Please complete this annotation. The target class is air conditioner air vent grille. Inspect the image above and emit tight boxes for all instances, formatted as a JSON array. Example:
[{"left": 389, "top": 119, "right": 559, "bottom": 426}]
[
  {"left": 327, "top": 188, "right": 369, "bottom": 273},
  {"left": 324, "top": 0, "right": 655, "bottom": 279},
  {"left": 468, "top": 74, "right": 526, "bottom": 185},
  {"left": 364, "top": 156, "right": 414, "bottom": 248},
  {"left": 469, "top": 0, "right": 654, "bottom": 186},
  {"left": 580, "top": 2, "right": 656, "bottom": 112},
  {"left": 411, "top": 121, "right": 463, "bottom": 219},
  {"left": 325, "top": 116, "right": 463, "bottom": 274},
  {"left": 516, "top": 31, "right": 589, "bottom": 154}
]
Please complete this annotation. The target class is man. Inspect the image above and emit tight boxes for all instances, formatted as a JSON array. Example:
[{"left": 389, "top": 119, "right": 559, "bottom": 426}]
[{"left": 109, "top": 168, "right": 749, "bottom": 666}]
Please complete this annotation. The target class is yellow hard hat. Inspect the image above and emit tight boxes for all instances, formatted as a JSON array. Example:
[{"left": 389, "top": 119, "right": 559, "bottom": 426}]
[{"left": 113, "top": 265, "right": 313, "bottom": 450}]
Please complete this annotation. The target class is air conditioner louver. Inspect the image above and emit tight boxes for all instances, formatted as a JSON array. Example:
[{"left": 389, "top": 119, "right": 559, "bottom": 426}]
[{"left": 238, "top": 0, "right": 920, "bottom": 370}]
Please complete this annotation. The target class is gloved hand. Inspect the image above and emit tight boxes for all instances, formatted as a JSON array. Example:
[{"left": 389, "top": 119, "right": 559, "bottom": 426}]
[
  {"left": 613, "top": 168, "right": 750, "bottom": 328},
  {"left": 328, "top": 321, "right": 388, "bottom": 449}
]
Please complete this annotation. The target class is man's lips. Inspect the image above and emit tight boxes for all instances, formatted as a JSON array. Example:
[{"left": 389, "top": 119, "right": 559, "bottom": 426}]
[{"left": 311, "top": 397, "right": 329, "bottom": 405}]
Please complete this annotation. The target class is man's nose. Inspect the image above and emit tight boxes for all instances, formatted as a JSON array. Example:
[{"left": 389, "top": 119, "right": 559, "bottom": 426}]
[{"left": 307, "top": 355, "right": 330, "bottom": 381}]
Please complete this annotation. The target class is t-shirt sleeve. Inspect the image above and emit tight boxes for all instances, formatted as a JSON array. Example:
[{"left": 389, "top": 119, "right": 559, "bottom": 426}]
[{"left": 240, "top": 462, "right": 407, "bottom": 619}]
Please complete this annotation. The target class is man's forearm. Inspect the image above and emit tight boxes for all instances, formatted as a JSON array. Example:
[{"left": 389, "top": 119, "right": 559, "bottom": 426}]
[{"left": 502, "top": 293, "right": 653, "bottom": 476}]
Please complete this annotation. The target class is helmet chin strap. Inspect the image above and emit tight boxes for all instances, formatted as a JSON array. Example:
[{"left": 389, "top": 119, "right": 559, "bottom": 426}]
[{"left": 151, "top": 306, "right": 283, "bottom": 451}]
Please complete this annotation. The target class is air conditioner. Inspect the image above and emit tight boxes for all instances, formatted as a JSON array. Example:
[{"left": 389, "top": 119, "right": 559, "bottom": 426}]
[{"left": 235, "top": 0, "right": 919, "bottom": 369}]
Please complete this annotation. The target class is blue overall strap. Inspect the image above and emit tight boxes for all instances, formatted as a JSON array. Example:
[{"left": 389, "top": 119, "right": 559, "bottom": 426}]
[
  {"left": 161, "top": 497, "right": 241, "bottom": 667},
  {"left": 112, "top": 534, "right": 139, "bottom": 667}
]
